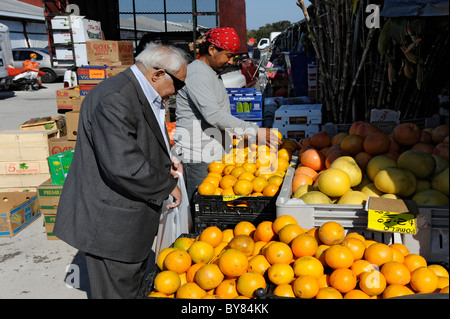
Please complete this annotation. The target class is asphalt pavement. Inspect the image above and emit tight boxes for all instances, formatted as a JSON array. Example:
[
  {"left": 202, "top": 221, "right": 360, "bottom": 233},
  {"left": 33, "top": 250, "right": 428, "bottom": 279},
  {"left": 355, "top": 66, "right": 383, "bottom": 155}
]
[{"left": 0, "top": 83, "right": 89, "bottom": 299}]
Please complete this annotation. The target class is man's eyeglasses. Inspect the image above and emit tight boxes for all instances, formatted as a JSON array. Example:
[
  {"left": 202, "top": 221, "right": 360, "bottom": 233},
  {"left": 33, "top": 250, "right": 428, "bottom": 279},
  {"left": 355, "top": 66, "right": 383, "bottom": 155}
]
[{"left": 153, "top": 67, "right": 185, "bottom": 91}]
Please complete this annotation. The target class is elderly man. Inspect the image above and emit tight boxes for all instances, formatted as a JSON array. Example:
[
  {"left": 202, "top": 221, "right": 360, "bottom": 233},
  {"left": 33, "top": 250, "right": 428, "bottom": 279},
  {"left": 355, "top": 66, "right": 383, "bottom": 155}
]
[{"left": 54, "top": 43, "right": 189, "bottom": 299}]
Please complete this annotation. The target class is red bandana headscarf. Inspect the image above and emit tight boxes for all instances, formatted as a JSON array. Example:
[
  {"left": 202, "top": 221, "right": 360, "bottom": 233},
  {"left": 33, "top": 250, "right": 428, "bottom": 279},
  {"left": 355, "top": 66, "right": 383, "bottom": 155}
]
[{"left": 204, "top": 27, "right": 240, "bottom": 54}]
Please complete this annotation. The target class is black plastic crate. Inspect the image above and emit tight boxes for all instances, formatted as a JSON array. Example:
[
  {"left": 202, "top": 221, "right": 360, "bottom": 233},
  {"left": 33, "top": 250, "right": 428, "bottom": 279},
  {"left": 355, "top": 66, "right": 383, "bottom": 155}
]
[{"left": 193, "top": 193, "right": 277, "bottom": 233}]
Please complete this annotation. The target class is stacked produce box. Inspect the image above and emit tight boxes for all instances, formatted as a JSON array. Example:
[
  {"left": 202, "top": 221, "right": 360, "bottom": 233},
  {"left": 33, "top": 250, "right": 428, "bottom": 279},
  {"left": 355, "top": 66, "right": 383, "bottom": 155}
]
[{"left": 227, "top": 88, "right": 264, "bottom": 127}]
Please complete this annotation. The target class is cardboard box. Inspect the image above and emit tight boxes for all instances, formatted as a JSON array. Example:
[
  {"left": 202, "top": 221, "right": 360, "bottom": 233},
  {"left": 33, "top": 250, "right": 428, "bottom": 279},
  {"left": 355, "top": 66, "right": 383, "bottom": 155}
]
[
  {"left": 86, "top": 41, "right": 134, "bottom": 64},
  {"left": 0, "top": 174, "right": 51, "bottom": 189},
  {"left": 47, "top": 149, "right": 74, "bottom": 185},
  {"left": 77, "top": 65, "right": 108, "bottom": 84},
  {"left": 228, "top": 90, "right": 264, "bottom": 120},
  {"left": 48, "top": 136, "right": 76, "bottom": 156},
  {"left": 51, "top": 16, "right": 102, "bottom": 43},
  {"left": 37, "top": 179, "right": 63, "bottom": 240},
  {"left": 0, "top": 192, "right": 40, "bottom": 237},
  {"left": 65, "top": 111, "right": 80, "bottom": 141},
  {"left": 106, "top": 65, "right": 131, "bottom": 78},
  {"left": 0, "top": 160, "right": 49, "bottom": 175},
  {"left": 55, "top": 43, "right": 88, "bottom": 67},
  {"left": 79, "top": 84, "right": 96, "bottom": 97},
  {"left": 271, "top": 123, "right": 320, "bottom": 140},
  {"left": 19, "top": 116, "right": 66, "bottom": 138},
  {"left": 0, "top": 130, "right": 59, "bottom": 162},
  {"left": 274, "top": 104, "right": 322, "bottom": 125},
  {"left": 56, "top": 87, "right": 83, "bottom": 112}
]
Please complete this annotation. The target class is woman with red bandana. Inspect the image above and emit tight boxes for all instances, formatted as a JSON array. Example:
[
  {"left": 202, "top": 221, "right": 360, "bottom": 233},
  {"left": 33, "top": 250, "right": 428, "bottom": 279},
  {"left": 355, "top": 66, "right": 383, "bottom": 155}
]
[{"left": 173, "top": 27, "right": 281, "bottom": 202}]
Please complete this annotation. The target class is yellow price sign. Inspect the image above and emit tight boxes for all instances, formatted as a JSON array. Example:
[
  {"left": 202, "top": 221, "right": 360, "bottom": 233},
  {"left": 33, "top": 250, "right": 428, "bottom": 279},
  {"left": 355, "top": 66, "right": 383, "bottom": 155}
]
[
  {"left": 366, "top": 197, "right": 418, "bottom": 235},
  {"left": 367, "top": 209, "right": 417, "bottom": 235},
  {"left": 89, "top": 69, "right": 105, "bottom": 79},
  {"left": 222, "top": 195, "right": 243, "bottom": 202}
]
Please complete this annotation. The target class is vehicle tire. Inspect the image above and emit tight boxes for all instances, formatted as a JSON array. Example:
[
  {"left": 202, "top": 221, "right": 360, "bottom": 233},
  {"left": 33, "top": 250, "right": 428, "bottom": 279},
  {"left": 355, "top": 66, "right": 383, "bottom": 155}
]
[{"left": 40, "top": 68, "right": 57, "bottom": 83}]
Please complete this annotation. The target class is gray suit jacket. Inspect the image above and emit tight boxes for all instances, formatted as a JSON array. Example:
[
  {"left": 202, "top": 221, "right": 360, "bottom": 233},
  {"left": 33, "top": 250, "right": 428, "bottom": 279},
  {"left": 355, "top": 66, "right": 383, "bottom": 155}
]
[{"left": 54, "top": 68, "right": 177, "bottom": 263}]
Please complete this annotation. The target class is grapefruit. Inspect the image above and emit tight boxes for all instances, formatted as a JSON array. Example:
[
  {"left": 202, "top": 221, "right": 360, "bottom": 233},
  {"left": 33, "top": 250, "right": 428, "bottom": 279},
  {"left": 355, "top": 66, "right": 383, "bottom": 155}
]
[
  {"left": 299, "top": 191, "right": 332, "bottom": 204},
  {"left": 337, "top": 191, "right": 369, "bottom": 205},
  {"left": 431, "top": 167, "right": 449, "bottom": 196},
  {"left": 317, "top": 168, "right": 351, "bottom": 197},
  {"left": 374, "top": 167, "right": 417, "bottom": 197},
  {"left": 329, "top": 156, "right": 362, "bottom": 187},
  {"left": 412, "top": 189, "right": 449, "bottom": 206},
  {"left": 366, "top": 155, "right": 397, "bottom": 181},
  {"left": 397, "top": 149, "right": 436, "bottom": 179}
]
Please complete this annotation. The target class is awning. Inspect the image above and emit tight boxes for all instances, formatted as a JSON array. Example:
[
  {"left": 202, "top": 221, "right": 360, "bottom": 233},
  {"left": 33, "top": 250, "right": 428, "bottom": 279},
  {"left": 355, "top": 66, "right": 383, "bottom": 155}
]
[{"left": 381, "top": 0, "right": 449, "bottom": 17}]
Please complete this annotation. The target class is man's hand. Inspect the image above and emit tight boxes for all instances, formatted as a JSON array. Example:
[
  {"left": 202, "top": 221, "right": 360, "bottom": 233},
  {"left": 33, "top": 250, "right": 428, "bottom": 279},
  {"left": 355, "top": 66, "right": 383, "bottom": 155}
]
[
  {"left": 170, "top": 156, "right": 183, "bottom": 178},
  {"left": 166, "top": 185, "right": 182, "bottom": 209},
  {"left": 256, "top": 127, "right": 282, "bottom": 149}
]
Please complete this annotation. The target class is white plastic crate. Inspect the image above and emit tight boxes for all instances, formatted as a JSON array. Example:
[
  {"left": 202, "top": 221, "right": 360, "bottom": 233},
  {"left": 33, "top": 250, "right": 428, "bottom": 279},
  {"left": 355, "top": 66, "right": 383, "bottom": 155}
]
[{"left": 276, "top": 164, "right": 449, "bottom": 263}]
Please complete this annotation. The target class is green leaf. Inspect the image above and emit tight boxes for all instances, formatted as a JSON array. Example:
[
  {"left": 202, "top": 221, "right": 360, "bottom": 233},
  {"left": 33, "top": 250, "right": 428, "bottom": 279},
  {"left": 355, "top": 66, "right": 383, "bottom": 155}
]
[{"left": 378, "top": 18, "right": 391, "bottom": 55}]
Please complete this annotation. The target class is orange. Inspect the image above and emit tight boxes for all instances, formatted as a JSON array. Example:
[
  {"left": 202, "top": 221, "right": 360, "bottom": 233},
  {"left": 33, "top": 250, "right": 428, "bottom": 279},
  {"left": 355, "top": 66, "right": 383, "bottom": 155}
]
[
  {"left": 199, "top": 226, "right": 223, "bottom": 248},
  {"left": 382, "top": 284, "right": 415, "bottom": 299},
  {"left": 236, "top": 272, "right": 266, "bottom": 298},
  {"left": 293, "top": 256, "right": 324, "bottom": 278},
  {"left": 440, "top": 286, "right": 449, "bottom": 293},
  {"left": 272, "top": 215, "right": 299, "bottom": 234},
  {"left": 292, "top": 174, "right": 314, "bottom": 193},
  {"left": 163, "top": 250, "right": 192, "bottom": 274},
  {"left": 272, "top": 158, "right": 290, "bottom": 172},
  {"left": 291, "top": 233, "right": 318, "bottom": 258},
  {"left": 248, "top": 254, "right": 271, "bottom": 275},
  {"left": 351, "top": 259, "right": 376, "bottom": 278},
  {"left": 230, "top": 166, "right": 246, "bottom": 178},
  {"left": 389, "top": 243, "right": 410, "bottom": 256},
  {"left": 317, "top": 273, "right": 331, "bottom": 288},
  {"left": 278, "top": 224, "right": 305, "bottom": 245},
  {"left": 251, "top": 176, "right": 269, "bottom": 193},
  {"left": 228, "top": 234, "right": 255, "bottom": 257},
  {"left": 202, "top": 175, "right": 220, "bottom": 188},
  {"left": 340, "top": 237, "right": 366, "bottom": 260},
  {"left": 194, "top": 263, "right": 224, "bottom": 291},
  {"left": 219, "top": 175, "right": 237, "bottom": 189},
  {"left": 437, "top": 276, "right": 449, "bottom": 290},
  {"left": 154, "top": 270, "right": 181, "bottom": 295},
  {"left": 253, "top": 221, "right": 276, "bottom": 242},
  {"left": 207, "top": 171, "right": 223, "bottom": 181},
  {"left": 213, "top": 187, "right": 223, "bottom": 195},
  {"left": 221, "top": 188, "right": 235, "bottom": 196},
  {"left": 364, "top": 243, "right": 393, "bottom": 267},
  {"left": 208, "top": 161, "right": 225, "bottom": 174},
  {"left": 222, "top": 228, "right": 234, "bottom": 243},
  {"left": 188, "top": 240, "right": 215, "bottom": 264},
  {"left": 148, "top": 291, "right": 171, "bottom": 298},
  {"left": 238, "top": 171, "right": 255, "bottom": 182},
  {"left": 252, "top": 241, "right": 267, "bottom": 256},
  {"left": 218, "top": 248, "right": 248, "bottom": 278},
  {"left": 214, "top": 242, "right": 228, "bottom": 257},
  {"left": 428, "top": 264, "right": 449, "bottom": 278},
  {"left": 318, "top": 221, "right": 345, "bottom": 246},
  {"left": 344, "top": 232, "right": 366, "bottom": 245},
  {"left": 294, "top": 165, "right": 318, "bottom": 179},
  {"left": 267, "top": 263, "right": 295, "bottom": 285},
  {"left": 186, "top": 262, "right": 206, "bottom": 282},
  {"left": 273, "top": 284, "right": 296, "bottom": 298},
  {"left": 176, "top": 282, "right": 206, "bottom": 299},
  {"left": 403, "top": 254, "right": 427, "bottom": 272},
  {"left": 278, "top": 148, "right": 292, "bottom": 162},
  {"left": 359, "top": 270, "right": 386, "bottom": 296},
  {"left": 233, "top": 179, "right": 254, "bottom": 196},
  {"left": 292, "top": 275, "right": 319, "bottom": 299},
  {"left": 306, "top": 227, "right": 322, "bottom": 244},
  {"left": 234, "top": 221, "right": 256, "bottom": 237},
  {"left": 324, "top": 245, "right": 354, "bottom": 269},
  {"left": 223, "top": 164, "right": 235, "bottom": 175},
  {"left": 314, "top": 244, "right": 330, "bottom": 266},
  {"left": 264, "top": 241, "right": 293, "bottom": 264},
  {"left": 262, "top": 183, "right": 279, "bottom": 197},
  {"left": 267, "top": 174, "right": 284, "bottom": 187},
  {"left": 215, "top": 279, "right": 239, "bottom": 299},
  {"left": 330, "top": 268, "right": 357, "bottom": 293},
  {"left": 381, "top": 261, "right": 411, "bottom": 286},
  {"left": 300, "top": 148, "right": 325, "bottom": 171},
  {"left": 198, "top": 182, "right": 216, "bottom": 195},
  {"left": 410, "top": 267, "right": 439, "bottom": 293},
  {"left": 315, "top": 287, "right": 343, "bottom": 299},
  {"left": 241, "top": 162, "right": 257, "bottom": 174},
  {"left": 344, "top": 289, "right": 371, "bottom": 299},
  {"left": 390, "top": 247, "right": 405, "bottom": 263},
  {"left": 157, "top": 247, "right": 176, "bottom": 270}
]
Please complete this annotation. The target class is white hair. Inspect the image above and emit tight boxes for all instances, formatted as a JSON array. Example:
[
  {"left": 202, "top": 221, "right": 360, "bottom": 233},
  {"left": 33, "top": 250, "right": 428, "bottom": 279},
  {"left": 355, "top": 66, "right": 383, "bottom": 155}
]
[{"left": 135, "top": 42, "right": 189, "bottom": 73}]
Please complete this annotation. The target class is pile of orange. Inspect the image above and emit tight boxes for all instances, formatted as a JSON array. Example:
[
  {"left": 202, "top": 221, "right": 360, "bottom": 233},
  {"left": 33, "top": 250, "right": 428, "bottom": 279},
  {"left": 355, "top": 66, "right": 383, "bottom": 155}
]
[
  {"left": 198, "top": 132, "right": 299, "bottom": 198},
  {"left": 148, "top": 217, "right": 449, "bottom": 299}
]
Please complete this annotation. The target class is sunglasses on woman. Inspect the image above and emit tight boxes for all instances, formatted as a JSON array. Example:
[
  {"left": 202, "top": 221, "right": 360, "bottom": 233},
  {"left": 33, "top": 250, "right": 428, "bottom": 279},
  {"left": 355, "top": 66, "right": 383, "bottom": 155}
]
[{"left": 153, "top": 67, "right": 186, "bottom": 91}]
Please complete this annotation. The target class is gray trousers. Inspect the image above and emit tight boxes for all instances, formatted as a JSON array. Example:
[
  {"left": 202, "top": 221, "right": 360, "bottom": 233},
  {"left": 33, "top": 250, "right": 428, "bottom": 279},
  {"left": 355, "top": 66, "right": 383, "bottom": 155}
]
[
  {"left": 183, "top": 161, "right": 210, "bottom": 203},
  {"left": 85, "top": 253, "right": 148, "bottom": 299}
]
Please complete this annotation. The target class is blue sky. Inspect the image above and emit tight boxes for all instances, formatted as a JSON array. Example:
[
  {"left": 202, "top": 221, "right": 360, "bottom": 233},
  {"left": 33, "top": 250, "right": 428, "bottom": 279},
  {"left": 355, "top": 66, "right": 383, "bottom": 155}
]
[{"left": 245, "top": 0, "right": 310, "bottom": 30}]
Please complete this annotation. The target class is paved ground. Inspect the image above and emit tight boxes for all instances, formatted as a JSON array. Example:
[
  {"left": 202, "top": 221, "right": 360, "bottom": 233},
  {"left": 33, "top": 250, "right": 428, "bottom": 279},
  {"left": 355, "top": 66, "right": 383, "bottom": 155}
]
[{"left": 0, "top": 82, "right": 91, "bottom": 299}]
